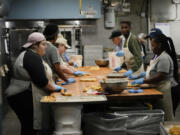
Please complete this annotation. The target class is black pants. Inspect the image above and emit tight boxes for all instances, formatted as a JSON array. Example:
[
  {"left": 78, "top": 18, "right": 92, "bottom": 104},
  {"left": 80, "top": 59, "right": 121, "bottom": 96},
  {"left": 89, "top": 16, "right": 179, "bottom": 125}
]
[
  {"left": 7, "top": 89, "right": 37, "bottom": 135},
  {"left": 171, "top": 84, "right": 180, "bottom": 116}
]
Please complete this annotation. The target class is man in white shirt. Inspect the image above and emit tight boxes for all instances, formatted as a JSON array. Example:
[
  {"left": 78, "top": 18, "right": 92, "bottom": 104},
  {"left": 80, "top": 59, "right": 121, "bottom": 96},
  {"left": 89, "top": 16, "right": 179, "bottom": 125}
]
[{"left": 109, "top": 30, "right": 125, "bottom": 51}]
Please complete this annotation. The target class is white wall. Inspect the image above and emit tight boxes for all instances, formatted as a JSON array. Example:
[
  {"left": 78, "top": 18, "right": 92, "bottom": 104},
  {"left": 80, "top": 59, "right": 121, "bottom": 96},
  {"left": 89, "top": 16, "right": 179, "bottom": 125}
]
[
  {"left": 82, "top": 0, "right": 148, "bottom": 52},
  {"left": 150, "top": 0, "right": 180, "bottom": 54}
]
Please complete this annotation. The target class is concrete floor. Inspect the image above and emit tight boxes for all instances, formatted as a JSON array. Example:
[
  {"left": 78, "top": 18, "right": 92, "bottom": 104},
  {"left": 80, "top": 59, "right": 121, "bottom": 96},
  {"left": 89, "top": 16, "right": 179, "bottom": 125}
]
[
  {"left": 2, "top": 104, "right": 180, "bottom": 135},
  {"left": 2, "top": 106, "right": 20, "bottom": 135}
]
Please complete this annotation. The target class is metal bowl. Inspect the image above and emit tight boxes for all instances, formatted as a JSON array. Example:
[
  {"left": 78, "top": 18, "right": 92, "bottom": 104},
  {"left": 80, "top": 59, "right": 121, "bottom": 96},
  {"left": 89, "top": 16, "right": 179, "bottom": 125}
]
[
  {"left": 95, "top": 59, "right": 109, "bottom": 67},
  {"left": 100, "top": 78, "right": 128, "bottom": 94}
]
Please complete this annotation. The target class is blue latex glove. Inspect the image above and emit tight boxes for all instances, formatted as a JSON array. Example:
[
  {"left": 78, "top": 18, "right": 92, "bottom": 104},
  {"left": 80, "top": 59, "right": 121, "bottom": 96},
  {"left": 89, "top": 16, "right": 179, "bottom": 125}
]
[
  {"left": 124, "top": 69, "right": 133, "bottom": 77},
  {"left": 74, "top": 71, "right": 84, "bottom": 76},
  {"left": 57, "top": 79, "right": 62, "bottom": 82},
  {"left": 137, "top": 89, "right": 144, "bottom": 93},
  {"left": 131, "top": 78, "right": 144, "bottom": 85},
  {"left": 61, "top": 78, "right": 76, "bottom": 85},
  {"left": 74, "top": 62, "right": 78, "bottom": 67},
  {"left": 116, "top": 51, "right": 124, "bottom": 57},
  {"left": 114, "top": 66, "right": 122, "bottom": 72},
  {"left": 63, "top": 53, "right": 70, "bottom": 62},
  {"left": 53, "top": 84, "right": 66, "bottom": 92},
  {"left": 128, "top": 88, "right": 144, "bottom": 93},
  {"left": 128, "top": 74, "right": 138, "bottom": 80},
  {"left": 139, "top": 72, "right": 146, "bottom": 78}
]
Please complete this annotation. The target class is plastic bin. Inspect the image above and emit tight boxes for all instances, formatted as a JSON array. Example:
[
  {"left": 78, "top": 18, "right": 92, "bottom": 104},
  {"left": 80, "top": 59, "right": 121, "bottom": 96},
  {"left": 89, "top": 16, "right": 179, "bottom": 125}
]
[
  {"left": 53, "top": 131, "right": 82, "bottom": 135},
  {"left": 53, "top": 105, "right": 82, "bottom": 133},
  {"left": 115, "top": 109, "right": 164, "bottom": 135},
  {"left": 83, "top": 112, "right": 127, "bottom": 135}
]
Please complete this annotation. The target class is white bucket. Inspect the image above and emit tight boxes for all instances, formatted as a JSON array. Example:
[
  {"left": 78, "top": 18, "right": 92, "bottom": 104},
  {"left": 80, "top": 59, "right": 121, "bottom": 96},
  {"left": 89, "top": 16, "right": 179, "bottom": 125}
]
[
  {"left": 53, "top": 104, "right": 82, "bottom": 134},
  {"left": 108, "top": 52, "right": 124, "bottom": 69}
]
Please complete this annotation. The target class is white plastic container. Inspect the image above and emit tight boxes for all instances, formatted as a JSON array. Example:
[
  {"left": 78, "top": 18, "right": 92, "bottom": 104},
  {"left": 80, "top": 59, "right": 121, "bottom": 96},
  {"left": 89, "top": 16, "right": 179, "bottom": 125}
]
[
  {"left": 69, "top": 55, "right": 83, "bottom": 67},
  {"left": 52, "top": 104, "right": 82, "bottom": 134},
  {"left": 108, "top": 52, "right": 124, "bottom": 69},
  {"left": 53, "top": 131, "right": 82, "bottom": 135}
]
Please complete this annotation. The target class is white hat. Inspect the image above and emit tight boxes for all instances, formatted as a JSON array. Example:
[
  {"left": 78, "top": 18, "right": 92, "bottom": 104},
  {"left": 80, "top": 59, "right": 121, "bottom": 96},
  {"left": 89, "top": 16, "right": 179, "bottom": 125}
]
[
  {"left": 23, "top": 32, "right": 46, "bottom": 48},
  {"left": 56, "top": 36, "right": 71, "bottom": 49}
]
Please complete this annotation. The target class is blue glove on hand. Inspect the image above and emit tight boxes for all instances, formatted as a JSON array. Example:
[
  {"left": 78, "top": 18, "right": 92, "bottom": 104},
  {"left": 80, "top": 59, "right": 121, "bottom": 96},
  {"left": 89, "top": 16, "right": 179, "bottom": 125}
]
[
  {"left": 116, "top": 51, "right": 124, "bottom": 57},
  {"left": 57, "top": 79, "right": 62, "bottom": 82},
  {"left": 63, "top": 53, "right": 70, "bottom": 62},
  {"left": 61, "top": 78, "right": 76, "bottom": 85},
  {"left": 74, "top": 62, "right": 78, "bottom": 67},
  {"left": 114, "top": 66, "right": 122, "bottom": 72},
  {"left": 124, "top": 69, "right": 133, "bottom": 77},
  {"left": 128, "top": 74, "right": 138, "bottom": 80},
  {"left": 128, "top": 88, "right": 144, "bottom": 93},
  {"left": 74, "top": 71, "right": 84, "bottom": 76},
  {"left": 53, "top": 84, "right": 66, "bottom": 92},
  {"left": 139, "top": 72, "right": 146, "bottom": 78},
  {"left": 131, "top": 78, "right": 144, "bottom": 85}
]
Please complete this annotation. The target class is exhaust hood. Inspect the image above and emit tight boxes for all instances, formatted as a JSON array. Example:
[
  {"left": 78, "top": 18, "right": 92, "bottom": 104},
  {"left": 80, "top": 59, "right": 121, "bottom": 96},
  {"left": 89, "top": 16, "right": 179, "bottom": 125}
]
[{"left": 7, "top": 0, "right": 101, "bottom": 20}]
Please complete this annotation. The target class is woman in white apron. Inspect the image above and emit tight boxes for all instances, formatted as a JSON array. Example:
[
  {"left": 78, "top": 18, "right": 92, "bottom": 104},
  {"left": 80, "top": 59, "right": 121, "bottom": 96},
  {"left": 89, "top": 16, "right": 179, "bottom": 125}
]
[
  {"left": 6, "top": 32, "right": 65, "bottom": 135},
  {"left": 114, "top": 21, "right": 144, "bottom": 76},
  {"left": 131, "top": 33, "right": 179, "bottom": 121},
  {"left": 54, "top": 37, "right": 85, "bottom": 77}
]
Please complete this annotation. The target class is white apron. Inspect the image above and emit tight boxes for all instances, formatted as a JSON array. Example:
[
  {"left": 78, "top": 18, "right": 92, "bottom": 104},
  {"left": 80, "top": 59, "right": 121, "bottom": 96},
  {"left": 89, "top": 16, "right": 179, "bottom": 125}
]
[
  {"left": 123, "top": 33, "right": 144, "bottom": 76},
  {"left": 146, "top": 52, "right": 174, "bottom": 121},
  {"left": 32, "top": 61, "right": 54, "bottom": 129}
]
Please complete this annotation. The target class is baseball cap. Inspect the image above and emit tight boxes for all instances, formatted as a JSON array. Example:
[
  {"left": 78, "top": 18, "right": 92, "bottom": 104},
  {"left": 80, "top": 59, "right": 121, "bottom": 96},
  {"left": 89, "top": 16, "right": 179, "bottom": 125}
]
[
  {"left": 146, "top": 28, "right": 163, "bottom": 39},
  {"left": 56, "top": 36, "right": 71, "bottom": 49},
  {"left": 43, "top": 24, "right": 59, "bottom": 39},
  {"left": 109, "top": 30, "right": 122, "bottom": 39},
  {"left": 23, "top": 32, "right": 46, "bottom": 48}
]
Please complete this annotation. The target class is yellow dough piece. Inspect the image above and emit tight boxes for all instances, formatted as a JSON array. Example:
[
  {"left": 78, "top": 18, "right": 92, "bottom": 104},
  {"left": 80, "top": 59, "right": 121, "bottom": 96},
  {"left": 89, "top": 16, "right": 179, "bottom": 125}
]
[
  {"left": 89, "top": 66, "right": 100, "bottom": 70},
  {"left": 83, "top": 85, "right": 103, "bottom": 92},
  {"left": 80, "top": 77, "right": 97, "bottom": 82},
  {"left": 42, "top": 96, "right": 56, "bottom": 102},
  {"left": 169, "top": 126, "right": 180, "bottom": 135},
  {"left": 127, "top": 82, "right": 139, "bottom": 87},
  {"left": 61, "top": 89, "right": 72, "bottom": 96}
]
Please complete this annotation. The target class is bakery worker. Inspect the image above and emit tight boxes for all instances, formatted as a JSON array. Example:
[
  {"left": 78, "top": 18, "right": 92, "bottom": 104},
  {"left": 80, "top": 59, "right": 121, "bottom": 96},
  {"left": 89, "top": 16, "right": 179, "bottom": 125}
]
[
  {"left": 114, "top": 21, "right": 144, "bottom": 77},
  {"left": 43, "top": 24, "right": 75, "bottom": 84},
  {"left": 109, "top": 30, "right": 125, "bottom": 52},
  {"left": 5, "top": 32, "right": 65, "bottom": 135},
  {"left": 55, "top": 36, "right": 85, "bottom": 76},
  {"left": 132, "top": 28, "right": 179, "bottom": 120}
]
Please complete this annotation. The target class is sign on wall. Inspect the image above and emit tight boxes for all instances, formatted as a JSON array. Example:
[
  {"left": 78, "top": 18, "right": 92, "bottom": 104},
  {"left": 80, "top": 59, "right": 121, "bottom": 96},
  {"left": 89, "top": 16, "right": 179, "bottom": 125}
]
[{"left": 155, "top": 23, "right": 171, "bottom": 37}]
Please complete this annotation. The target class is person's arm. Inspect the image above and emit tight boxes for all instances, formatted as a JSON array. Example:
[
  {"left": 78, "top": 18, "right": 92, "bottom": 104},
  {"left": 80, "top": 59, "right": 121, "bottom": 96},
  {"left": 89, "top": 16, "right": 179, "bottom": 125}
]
[
  {"left": 60, "top": 65, "right": 75, "bottom": 75},
  {"left": 45, "top": 81, "right": 56, "bottom": 91},
  {"left": 144, "top": 72, "right": 167, "bottom": 84},
  {"left": 50, "top": 47, "right": 68, "bottom": 82},
  {"left": 128, "top": 38, "right": 143, "bottom": 72},
  {"left": 23, "top": 51, "right": 56, "bottom": 92},
  {"left": 145, "top": 56, "right": 170, "bottom": 84},
  {"left": 54, "top": 63, "right": 68, "bottom": 82}
]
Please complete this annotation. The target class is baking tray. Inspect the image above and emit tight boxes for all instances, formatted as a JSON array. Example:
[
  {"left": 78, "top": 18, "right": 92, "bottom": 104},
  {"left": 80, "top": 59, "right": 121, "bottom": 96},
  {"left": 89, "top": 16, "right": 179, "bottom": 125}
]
[
  {"left": 106, "top": 73, "right": 126, "bottom": 78},
  {"left": 41, "top": 95, "right": 107, "bottom": 103},
  {"left": 162, "top": 122, "right": 180, "bottom": 135}
]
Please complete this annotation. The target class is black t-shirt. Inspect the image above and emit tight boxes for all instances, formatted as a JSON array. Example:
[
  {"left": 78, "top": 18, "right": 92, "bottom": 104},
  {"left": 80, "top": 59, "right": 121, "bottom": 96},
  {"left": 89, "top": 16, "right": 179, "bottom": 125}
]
[{"left": 23, "top": 49, "right": 48, "bottom": 88}]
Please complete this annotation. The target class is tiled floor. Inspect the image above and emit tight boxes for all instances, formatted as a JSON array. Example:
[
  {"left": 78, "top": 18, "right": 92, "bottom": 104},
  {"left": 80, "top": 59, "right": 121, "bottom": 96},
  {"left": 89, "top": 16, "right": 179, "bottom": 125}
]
[{"left": 2, "top": 104, "right": 180, "bottom": 135}]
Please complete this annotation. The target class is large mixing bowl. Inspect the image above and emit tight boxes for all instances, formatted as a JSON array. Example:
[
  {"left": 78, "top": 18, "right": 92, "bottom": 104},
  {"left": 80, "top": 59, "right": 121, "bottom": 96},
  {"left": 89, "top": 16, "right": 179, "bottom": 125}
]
[
  {"left": 95, "top": 59, "right": 109, "bottom": 67},
  {"left": 100, "top": 78, "right": 128, "bottom": 94}
]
